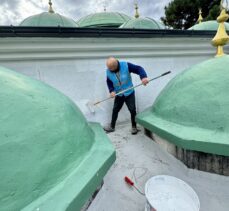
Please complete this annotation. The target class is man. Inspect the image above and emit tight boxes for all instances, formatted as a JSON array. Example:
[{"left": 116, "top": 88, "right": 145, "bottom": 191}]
[{"left": 104, "top": 57, "right": 149, "bottom": 134}]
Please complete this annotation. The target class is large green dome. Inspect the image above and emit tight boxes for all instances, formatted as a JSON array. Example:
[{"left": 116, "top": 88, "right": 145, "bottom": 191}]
[
  {"left": 0, "top": 66, "right": 115, "bottom": 210},
  {"left": 20, "top": 12, "right": 78, "bottom": 27},
  {"left": 76, "top": 12, "right": 131, "bottom": 27},
  {"left": 189, "top": 20, "right": 229, "bottom": 31},
  {"left": 137, "top": 55, "right": 229, "bottom": 156},
  {"left": 120, "top": 17, "right": 165, "bottom": 29}
]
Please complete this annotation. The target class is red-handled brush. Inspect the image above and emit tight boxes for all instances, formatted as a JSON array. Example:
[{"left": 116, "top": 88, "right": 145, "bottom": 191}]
[
  {"left": 124, "top": 176, "right": 134, "bottom": 186},
  {"left": 124, "top": 176, "right": 157, "bottom": 211},
  {"left": 124, "top": 176, "right": 145, "bottom": 196}
]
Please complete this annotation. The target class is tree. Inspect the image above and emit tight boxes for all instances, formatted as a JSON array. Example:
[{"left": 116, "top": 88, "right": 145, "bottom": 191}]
[
  {"left": 205, "top": 4, "right": 221, "bottom": 21},
  {"left": 161, "top": 0, "right": 221, "bottom": 29}
]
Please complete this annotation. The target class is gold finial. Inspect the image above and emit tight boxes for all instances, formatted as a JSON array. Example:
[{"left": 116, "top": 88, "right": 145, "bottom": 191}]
[
  {"left": 48, "top": 0, "right": 55, "bottom": 13},
  {"left": 134, "top": 3, "right": 140, "bottom": 18},
  {"left": 197, "top": 8, "right": 203, "bottom": 23},
  {"left": 212, "top": 1, "right": 229, "bottom": 57}
]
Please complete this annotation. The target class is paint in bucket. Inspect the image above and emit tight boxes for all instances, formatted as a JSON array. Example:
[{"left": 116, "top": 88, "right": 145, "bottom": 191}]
[{"left": 145, "top": 175, "right": 200, "bottom": 211}]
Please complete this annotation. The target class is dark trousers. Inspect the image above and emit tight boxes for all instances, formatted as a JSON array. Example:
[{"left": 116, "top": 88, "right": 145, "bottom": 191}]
[{"left": 111, "top": 92, "right": 137, "bottom": 128}]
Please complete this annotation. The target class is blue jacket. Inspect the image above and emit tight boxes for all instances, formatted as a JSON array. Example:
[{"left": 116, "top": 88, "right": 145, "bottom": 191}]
[
  {"left": 107, "top": 61, "right": 133, "bottom": 96},
  {"left": 106, "top": 61, "right": 147, "bottom": 97}
]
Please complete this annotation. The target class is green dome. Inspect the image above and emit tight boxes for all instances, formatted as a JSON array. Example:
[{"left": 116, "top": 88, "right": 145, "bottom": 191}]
[
  {"left": 120, "top": 17, "right": 165, "bottom": 29},
  {"left": 0, "top": 66, "right": 115, "bottom": 210},
  {"left": 20, "top": 12, "right": 78, "bottom": 27},
  {"left": 76, "top": 12, "right": 131, "bottom": 27},
  {"left": 137, "top": 56, "right": 229, "bottom": 156},
  {"left": 189, "top": 20, "right": 229, "bottom": 31}
]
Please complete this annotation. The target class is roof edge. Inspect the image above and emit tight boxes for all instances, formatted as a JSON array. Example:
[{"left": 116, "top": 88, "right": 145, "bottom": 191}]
[{"left": 0, "top": 26, "right": 216, "bottom": 38}]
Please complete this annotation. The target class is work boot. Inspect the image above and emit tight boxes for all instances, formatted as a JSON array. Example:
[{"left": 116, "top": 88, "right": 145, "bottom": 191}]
[
  {"left": 103, "top": 125, "right": 115, "bottom": 133},
  {"left": 131, "top": 127, "right": 138, "bottom": 135}
]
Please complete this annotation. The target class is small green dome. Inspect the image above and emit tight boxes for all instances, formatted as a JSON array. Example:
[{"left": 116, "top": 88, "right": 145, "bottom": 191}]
[
  {"left": 20, "top": 12, "right": 78, "bottom": 27},
  {"left": 76, "top": 12, "right": 131, "bottom": 27},
  {"left": 189, "top": 20, "right": 229, "bottom": 31},
  {"left": 120, "top": 17, "right": 165, "bottom": 29},
  {"left": 0, "top": 66, "right": 107, "bottom": 210},
  {"left": 137, "top": 56, "right": 229, "bottom": 156}
]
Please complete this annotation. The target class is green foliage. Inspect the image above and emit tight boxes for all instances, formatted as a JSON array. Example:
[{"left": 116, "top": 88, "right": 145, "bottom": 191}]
[
  {"left": 206, "top": 5, "right": 221, "bottom": 21},
  {"left": 161, "top": 0, "right": 221, "bottom": 29}
]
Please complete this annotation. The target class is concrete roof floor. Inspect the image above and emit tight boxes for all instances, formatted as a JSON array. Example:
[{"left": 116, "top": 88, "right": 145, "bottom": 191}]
[{"left": 88, "top": 123, "right": 229, "bottom": 211}]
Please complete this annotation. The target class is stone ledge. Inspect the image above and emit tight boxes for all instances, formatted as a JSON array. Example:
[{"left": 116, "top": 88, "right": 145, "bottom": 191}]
[{"left": 144, "top": 128, "right": 229, "bottom": 176}]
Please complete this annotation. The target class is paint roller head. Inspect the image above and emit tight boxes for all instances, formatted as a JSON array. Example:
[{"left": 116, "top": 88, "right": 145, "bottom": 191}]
[
  {"left": 95, "top": 103, "right": 105, "bottom": 111},
  {"left": 86, "top": 101, "right": 96, "bottom": 114},
  {"left": 87, "top": 100, "right": 105, "bottom": 113}
]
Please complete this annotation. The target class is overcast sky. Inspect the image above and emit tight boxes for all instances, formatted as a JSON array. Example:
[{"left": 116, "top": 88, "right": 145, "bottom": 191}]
[{"left": 0, "top": 0, "right": 172, "bottom": 25}]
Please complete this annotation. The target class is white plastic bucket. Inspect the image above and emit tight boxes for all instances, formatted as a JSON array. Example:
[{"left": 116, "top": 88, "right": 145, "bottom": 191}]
[{"left": 145, "top": 175, "right": 200, "bottom": 211}]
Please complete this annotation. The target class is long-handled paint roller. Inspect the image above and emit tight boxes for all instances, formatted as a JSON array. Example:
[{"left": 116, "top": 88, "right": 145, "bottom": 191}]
[{"left": 87, "top": 71, "right": 171, "bottom": 113}]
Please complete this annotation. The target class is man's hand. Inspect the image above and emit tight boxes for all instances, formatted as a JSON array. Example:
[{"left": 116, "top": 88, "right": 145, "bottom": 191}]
[
  {"left": 110, "top": 92, "right": 116, "bottom": 98},
  {"left": 142, "top": 77, "right": 149, "bottom": 86}
]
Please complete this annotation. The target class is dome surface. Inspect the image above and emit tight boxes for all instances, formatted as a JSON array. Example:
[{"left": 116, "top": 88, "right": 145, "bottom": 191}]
[
  {"left": 77, "top": 12, "right": 131, "bottom": 27},
  {"left": 137, "top": 56, "right": 229, "bottom": 156},
  {"left": 20, "top": 12, "right": 78, "bottom": 27},
  {"left": 0, "top": 66, "right": 115, "bottom": 210},
  {"left": 189, "top": 20, "right": 229, "bottom": 31},
  {"left": 120, "top": 17, "right": 165, "bottom": 29}
]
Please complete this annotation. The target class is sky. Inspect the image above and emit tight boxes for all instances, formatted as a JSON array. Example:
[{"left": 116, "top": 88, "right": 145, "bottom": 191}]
[{"left": 0, "top": 0, "right": 172, "bottom": 25}]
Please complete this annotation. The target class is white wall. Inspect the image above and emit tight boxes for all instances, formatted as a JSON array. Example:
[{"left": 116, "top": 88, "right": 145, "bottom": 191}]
[{"left": 0, "top": 36, "right": 221, "bottom": 126}]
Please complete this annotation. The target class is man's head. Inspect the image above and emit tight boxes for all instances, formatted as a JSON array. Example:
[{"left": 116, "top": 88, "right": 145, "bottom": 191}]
[{"left": 106, "top": 57, "right": 119, "bottom": 72}]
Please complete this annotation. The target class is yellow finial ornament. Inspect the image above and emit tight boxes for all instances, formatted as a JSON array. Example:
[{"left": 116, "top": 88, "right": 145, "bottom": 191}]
[
  {"left": 48, "top": 0, "right": 55, "bottom": 13},
  {"left": 197, "top": 9, "right": 203, "bottom": 23},
  {"left": 135, "top": 3, "right": 140, "bottom": 18},
  {"left": 212, "top": 0, "right": 229, "bottom": 57}
]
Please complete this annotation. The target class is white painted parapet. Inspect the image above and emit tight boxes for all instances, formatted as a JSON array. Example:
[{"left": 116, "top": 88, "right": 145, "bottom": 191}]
[{"left": 0, "top": 36, "right": 227, "bottom": 125}]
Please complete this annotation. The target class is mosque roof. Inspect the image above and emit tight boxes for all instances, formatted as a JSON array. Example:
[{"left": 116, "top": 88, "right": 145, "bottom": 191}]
[
  {"left": 20, "top": 12, "right": 78, "bottom": 27},
  {"left": 120, "top": 17, "right": 165, "bottom": 29},
  {"left": 76, "top": 12, "right": 131, "bottom": 28},
  {"left": 189, "top": 20, "right": 229, "bottom": 31},
  {"left": 0, "top": 65, "right": 115, "bottom": 210},
  {"left": 19, "top": 1, "right": 78, "bottom": 27},
  {"left": 137, "top": 55, "right": 229, "bottom": 156}
]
